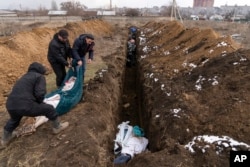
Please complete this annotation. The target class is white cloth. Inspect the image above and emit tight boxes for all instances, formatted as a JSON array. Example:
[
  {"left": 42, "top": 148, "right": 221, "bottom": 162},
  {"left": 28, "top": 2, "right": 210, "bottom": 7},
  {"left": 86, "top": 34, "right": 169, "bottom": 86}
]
[
  {"left": 43, "top": 94, "right": 60, "bottom": 108},
  {"left": 34, "top": 94, "right": 61, "bottom": 129},
  {"left": 62, "top": 76, "right": 76, "bottom": 91},
  {"left": 121, "top": 135, "right": 148, "bottom": 158},
  {"left": 34, "top": 116, "right": 49, "bottom": 128},
  {"left": 114, "top": 121, "right": 133, "bottom": 148}
]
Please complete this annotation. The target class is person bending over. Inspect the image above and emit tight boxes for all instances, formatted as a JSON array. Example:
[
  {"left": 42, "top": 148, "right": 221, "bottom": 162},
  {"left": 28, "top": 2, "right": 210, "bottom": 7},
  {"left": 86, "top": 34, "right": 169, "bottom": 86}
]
[{"left": 1, "top": 62, "right": 69, "bottom": 147}]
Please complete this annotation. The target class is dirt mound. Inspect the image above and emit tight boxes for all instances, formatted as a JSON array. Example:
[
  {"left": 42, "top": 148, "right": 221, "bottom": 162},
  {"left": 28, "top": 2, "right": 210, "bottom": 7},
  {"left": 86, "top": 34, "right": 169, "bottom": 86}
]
[
  {"left": 0, "top": 19, "right": 250, "bottom": 167},
  {"left": 136, "top": 21, "right": 250, "bottom": 166}
]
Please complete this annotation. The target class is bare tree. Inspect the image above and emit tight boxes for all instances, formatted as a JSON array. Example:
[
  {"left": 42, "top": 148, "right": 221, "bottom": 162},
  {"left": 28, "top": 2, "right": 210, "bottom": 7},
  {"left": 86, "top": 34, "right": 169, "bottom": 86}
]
[
  {"left": 160, "top": 5, "right": 171, "bottom": 16},
  {"left": 246, "top": 11, "right": 250, "bottom": 21},
  {"left": 125, "top": 8, "right": 140, "bottom": 16},
  {"left": 60, "top": 1, "right": 87, "bottom": 16},
  {"left": 224, "top": 10, "right": 234, "bottom": 21},
  {"left": 179, "top": 9, "right": 192, "bottom": 20},
  {"left": 37, "top": 5, "right": 48, "bottom": 16}
]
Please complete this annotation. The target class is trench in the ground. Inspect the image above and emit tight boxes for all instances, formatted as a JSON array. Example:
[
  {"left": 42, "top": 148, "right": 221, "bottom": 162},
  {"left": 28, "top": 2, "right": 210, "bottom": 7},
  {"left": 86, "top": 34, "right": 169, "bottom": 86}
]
[
  {"left": 117, "top": 30, "right": 153, "bottom": 151},
  {"left": 119, "top": 30, "right": 140, "bottom": 123},
  {"left": 120, "top": 66, "right": 140, "bottom": 125},
  {"left": 107, "top": 27, "right": 165, "bottom": 165}
]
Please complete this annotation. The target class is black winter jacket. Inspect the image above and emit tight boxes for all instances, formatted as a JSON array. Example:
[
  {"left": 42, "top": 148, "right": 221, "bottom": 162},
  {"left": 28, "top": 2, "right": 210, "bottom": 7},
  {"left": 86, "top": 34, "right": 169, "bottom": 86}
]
[
  {"left": 47, "top": 33, "right": 71, "bottom": 66},
  {"left": 72, "top": 34, "right": 95, "bottom": 61},
  {"left": 6, "top": 62, "right": 47, "bottom": 110}
]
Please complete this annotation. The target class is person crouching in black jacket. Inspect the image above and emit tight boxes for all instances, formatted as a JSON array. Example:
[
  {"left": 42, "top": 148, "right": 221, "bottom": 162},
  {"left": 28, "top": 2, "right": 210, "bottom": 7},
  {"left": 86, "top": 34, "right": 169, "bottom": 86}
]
[
  {"left": 47, "top": 29, "right": 72, "bottom": 88},
  {"left": 1, "top": 62, "right": 69, "bottom": 147}
]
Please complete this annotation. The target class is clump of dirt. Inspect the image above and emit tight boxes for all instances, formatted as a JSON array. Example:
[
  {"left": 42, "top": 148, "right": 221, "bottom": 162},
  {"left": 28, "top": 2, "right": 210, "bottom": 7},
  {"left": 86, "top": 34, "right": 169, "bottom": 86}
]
[{"left": 0, "top": 19, "right": 250, "bottom": 167}]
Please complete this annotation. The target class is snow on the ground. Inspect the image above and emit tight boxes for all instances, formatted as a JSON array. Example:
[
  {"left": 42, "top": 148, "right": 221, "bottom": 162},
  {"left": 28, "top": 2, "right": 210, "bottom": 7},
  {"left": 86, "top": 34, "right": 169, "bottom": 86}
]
[{"left": 185, "top": 135, "right": 250, "bottom": 154}]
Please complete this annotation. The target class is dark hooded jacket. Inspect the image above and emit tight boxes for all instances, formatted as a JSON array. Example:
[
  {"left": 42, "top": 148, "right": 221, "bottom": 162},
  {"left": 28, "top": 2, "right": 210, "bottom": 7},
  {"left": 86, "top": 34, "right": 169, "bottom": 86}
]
[
  {"left": 6, "top": 62, "right": 47, "bottom": 110},
  {"left": 47, "top": 33, "right": 71, "bottom": 66},
  {"left": 72, "top": 34, "right": 95, "bottom": 61}
]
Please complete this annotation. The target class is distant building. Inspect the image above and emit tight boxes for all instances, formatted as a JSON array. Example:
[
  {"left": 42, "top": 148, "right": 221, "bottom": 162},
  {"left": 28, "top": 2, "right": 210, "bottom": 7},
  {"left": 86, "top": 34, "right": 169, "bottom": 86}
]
[
  {"left": 97, "top": 10, "right": 116, "bottom": 16},
  {"left": 209, "top": 14, "right": 224, "bottom": 21},
  {"left": 190, "top": 15, "right": 199, "bottom": 20},
  {"left": 81, "top": 11, "right": 98, "bottom": 20},
  {"left": 220, "top": 5, "right": 250, "bottom": 16},
  {"left": 230, "top": 15, "right": 247, "bottom": 22},
  {"left": 48, "top": 10, "right": 67, "bottom": 16},
  {"left": 0, "top": 10, "right": 17, "bottom": 17},
  {"left": 193, "top": 0, "right": 214, "bottom": 7},
  {"left": 82, "top": 11, "right": 97, "bottom": 17}
]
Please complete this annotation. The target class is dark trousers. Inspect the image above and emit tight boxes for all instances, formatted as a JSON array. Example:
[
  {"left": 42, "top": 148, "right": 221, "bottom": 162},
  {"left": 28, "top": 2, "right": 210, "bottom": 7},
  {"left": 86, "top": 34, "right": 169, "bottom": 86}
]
[
  {"left": 113, "top": 153, "right": 132, "bottom": 164},
  {"left": 51, "top": 63, "right": 66, "bottom": 87},
  {"left": 126, "top": 52, "right": 136, "bottom": 67},
  {"left": 4, "top": 103, "right": 58, "bottom": 133},
  {"left": 79, "top": 57, "right": 86, "bottom": 82}
]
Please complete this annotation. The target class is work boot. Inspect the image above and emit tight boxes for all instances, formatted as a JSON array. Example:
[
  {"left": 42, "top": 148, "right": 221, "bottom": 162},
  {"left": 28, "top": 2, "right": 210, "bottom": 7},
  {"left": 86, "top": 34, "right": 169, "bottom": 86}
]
[
  {"left": 52, "top": 119, "right": 69, "bottom": 134},
  {"left": 1, "top": 130, "right": 16, "bottom": 147}
]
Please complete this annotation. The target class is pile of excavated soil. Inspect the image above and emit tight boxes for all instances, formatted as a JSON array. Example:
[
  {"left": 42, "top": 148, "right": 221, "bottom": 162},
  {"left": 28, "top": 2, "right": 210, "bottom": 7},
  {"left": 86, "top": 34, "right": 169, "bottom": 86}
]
[
  {"left": 135, "top": 20, "right": 250, "bottom": 166},
  {"left": 0, "top": 19, "right": 250, "bottom": 167}
]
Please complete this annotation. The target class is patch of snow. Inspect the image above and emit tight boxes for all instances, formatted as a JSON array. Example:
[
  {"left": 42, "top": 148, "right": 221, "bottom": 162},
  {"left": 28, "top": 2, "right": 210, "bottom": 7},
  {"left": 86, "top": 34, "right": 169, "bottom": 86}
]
[
  {"left": 217, "top": 41, "right": 228, "bottom": 47},
  {"left": 212, "top": 80, "right": 218, "bottom": 85},
  {"left": 240, "top": 57, "right": 247, "bottom": 61},
  {"left": 170, "top": 108, "right": 182, "bottom": 117},
  {"left": 149, "top": 73, "right": 154, "bottom": 78},
  {"left": 195, "top": 83, "right": 202, "bottom": 91},
  {"left": 142, "top": 46, "right": 149, "bottom": 53},
  {"left": 175, "top": 45, "right": 180, "bottom": 50},
  {"left": 140, "top": 55, "right": 147, "bottom": 59},
  {"left": 189, "top": 63, "right": 197, "bottom": 68},
  {"left": 161, "top": 84, "right": 165, "bottom": 90},
  {"left": 201, "top": 59, "right": 209, "bottom": 65},
  {"left": 208, "top": 76, "right": 219, "bottom": 86},
  {"left": 139, "top": 37, "right": 146, "bottom": 45},
  {"left": 165, "top": 92, "right": 171, "bottom": 96},
  {"left": 172, "top": 108, "right": 181, "bottom": 114},
  {"left": 209, "top": 49, "right": 214, "bottom": 54},
  {"left": 164, "top": 50, "right": 170, "bottom": 55},
  {"left": 183, "top": 48, "right": 189, "bottom": 54},
  {"left": 152, "top": 31, "right": 159, "bottom": 36},
  {"left": 182, "top": 62, "right": 187, "bottom": 68},
  {"left": 195, "top": 75, "right": 206, "bottom": 91},
  {"left": 185, "top": 135, "right": 250, "bottom": 154},
  {"left": 153, "top": 46, "right": 158, "bottom": 50},
  {"left": 174, "top": 69, "right": 179, "bottom": 73}
]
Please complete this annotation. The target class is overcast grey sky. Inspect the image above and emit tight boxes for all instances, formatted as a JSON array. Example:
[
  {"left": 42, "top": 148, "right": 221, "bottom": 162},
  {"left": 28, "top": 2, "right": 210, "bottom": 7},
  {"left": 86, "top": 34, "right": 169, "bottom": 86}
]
[{"left": 0, "top": 0, "right": 250, "bottom": 10}]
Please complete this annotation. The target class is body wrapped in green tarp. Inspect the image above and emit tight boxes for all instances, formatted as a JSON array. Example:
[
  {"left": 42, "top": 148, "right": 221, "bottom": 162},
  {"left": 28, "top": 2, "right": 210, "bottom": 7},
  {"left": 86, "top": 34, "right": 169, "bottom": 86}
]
[{"left": 45, "top": 65, "right": 83, "bottom": 115}]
